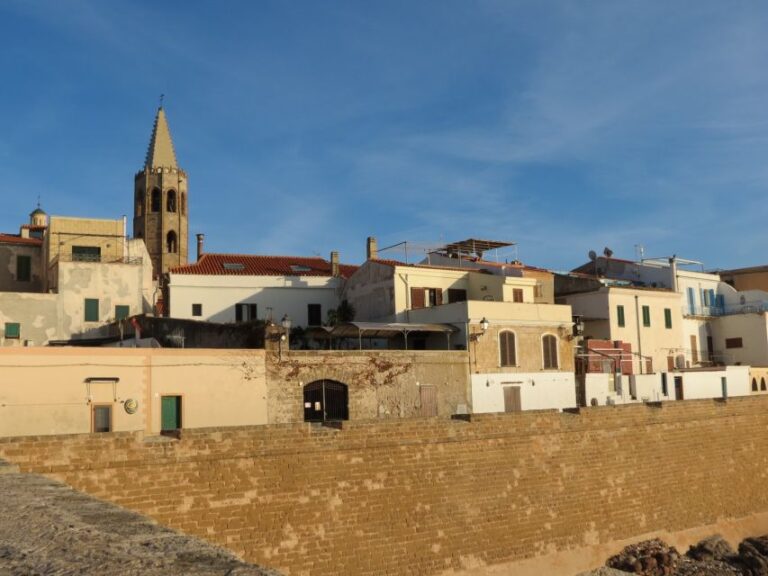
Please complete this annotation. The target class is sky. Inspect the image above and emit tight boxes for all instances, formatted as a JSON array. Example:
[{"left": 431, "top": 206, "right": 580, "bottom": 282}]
[{"left": 1, "top": 1, "right": 767, "bottom": 271}]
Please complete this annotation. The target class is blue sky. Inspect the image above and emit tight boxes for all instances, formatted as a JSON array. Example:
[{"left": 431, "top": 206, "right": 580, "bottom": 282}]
[{"left": 1, "top": 1, "right": 767, "bottom": 271}]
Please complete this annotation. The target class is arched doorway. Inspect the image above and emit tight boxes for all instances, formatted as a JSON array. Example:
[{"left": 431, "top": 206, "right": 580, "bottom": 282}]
[{"left": 303, "top": 380, "right": 349, "bottom": 422}]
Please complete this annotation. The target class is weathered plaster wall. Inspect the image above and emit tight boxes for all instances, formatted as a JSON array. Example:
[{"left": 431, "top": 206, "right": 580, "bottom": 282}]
[
  {"left": 0, "top": 243, "right": 43, "bottom": 292},
  {"left": 265, "top": 350, "right": 470, "bottom": 422},
  {"left": 3, "top": 397, "right": 768, "bottom": 576}
]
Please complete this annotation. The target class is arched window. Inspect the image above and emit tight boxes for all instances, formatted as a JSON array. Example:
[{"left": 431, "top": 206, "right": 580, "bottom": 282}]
[
  {"left": 135, "top": 190, "right": 144, "bottom": 217},
  {"left": 752, "top": 378, "right": 758, "bottom": 392},
  {"left": 499, "top": 331, "right": 516, "bottom": 367},
  {"left": 167, "top": 189, "right": 177, "bottom": 213},
  {"left": 542, "top": 334, "right": 558, "bottom": 369},
  {"left": 150, "top": 188, "right": 161, "bottom": 212},
  {"left": 762, "top": 378, "right": 767, "bottom": 391},
  {"left": 180, "top": 192, "right": 186, "bottom": 215},
  {"left": 166, "top": 230, "right": 177, "bottom": 254},
  {"left": 303, "top": 380, "right": 349, "bottom": 422}
]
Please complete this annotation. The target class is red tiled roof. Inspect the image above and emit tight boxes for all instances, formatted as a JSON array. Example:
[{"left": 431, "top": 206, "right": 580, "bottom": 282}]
[
  {"left": 170, "top": 253, "right": 358, "bottom": 278},
  {"left": 0, "top": 233, "right": 42, "bottom": 246}
]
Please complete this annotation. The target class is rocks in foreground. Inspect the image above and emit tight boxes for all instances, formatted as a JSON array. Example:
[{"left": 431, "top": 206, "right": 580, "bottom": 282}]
[{"left": 582, "top": 533, "right": 768, "bottom": 575}]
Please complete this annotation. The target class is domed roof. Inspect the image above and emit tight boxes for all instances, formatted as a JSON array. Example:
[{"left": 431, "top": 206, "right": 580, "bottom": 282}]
[{"left": 30, "top": 207, "right": 46, "bottom": 216}]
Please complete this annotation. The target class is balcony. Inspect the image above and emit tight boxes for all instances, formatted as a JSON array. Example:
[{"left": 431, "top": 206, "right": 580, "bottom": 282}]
[
  {"left": 684, "top": 300, "right": 768, "bottom": 318},
  {"left": 683, "top": 305, "right": 724, "bottom": 318}
]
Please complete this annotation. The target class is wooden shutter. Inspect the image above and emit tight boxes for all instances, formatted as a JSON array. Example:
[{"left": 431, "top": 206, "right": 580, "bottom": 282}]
[
  {"left": 84, "top": 298, "right": 99, "bottom": 322},
  {"left": 543, "top": 335, "right": 558, "bottom": 369},
  {"left": 434, "top": 289, "right": 442, "bottom": 306},
  {"left": 503, "top": 386, "right": 521, "bottom": 412},
  {"left": 690, "top": 335, "right": 698, "bottom": 363},
  {"left": 513, "top": 288, "right": 523, "bottom": 303},
  {"left": 419, "top": 385, "right": 438, "bottom": 417},
  {"left": 235, "top": 304, "right": 243, "bottom": 322},
  {"left": 499, "top": 332, "right": 516, "bottom": 366},
  {"left": 410, "top": 287, "right": 425, "bottom": 309}
]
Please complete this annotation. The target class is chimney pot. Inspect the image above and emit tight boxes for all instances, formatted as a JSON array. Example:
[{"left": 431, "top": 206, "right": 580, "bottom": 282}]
[
  {"left": 366, "top": 236, "right": 378, "bottom": 260},
  {"left": 331, "top": 251, "right": 340, "bottom": 277},
  {"left": 196, "top": 233, "right": 205, "bottom": 262}
]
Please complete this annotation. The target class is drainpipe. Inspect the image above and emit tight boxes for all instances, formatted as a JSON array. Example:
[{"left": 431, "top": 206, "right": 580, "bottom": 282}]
[{"left": 635, "top": 295, "right": 644, "bottom": 374}]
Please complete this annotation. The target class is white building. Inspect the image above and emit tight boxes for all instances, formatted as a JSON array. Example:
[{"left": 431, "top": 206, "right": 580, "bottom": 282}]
[{"left": 166, "top": 252, "right": 356, "bottom": 328}]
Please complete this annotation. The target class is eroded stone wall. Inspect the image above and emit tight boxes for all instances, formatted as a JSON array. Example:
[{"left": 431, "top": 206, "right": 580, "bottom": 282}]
[{"left": 2, "top": 397, "right": 768, "bottom": 576}]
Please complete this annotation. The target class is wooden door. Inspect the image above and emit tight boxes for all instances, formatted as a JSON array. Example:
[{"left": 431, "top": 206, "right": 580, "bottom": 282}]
[
  {"left": 503, "top": 386, "right": 522, "bottom": 412},
  {"left": 674, "top": 377, "right": 684, "bottom": 401},
  {"left": 419, "top": 385, "right": 438, "bottom": 417},
  {"left": 161, "top": 396, "right": 182, "bottom": 431}
]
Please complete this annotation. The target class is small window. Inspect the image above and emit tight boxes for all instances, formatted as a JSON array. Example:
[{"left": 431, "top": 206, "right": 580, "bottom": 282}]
[
  {"left": 426, "top": 288, "right": 442, "bottom": 307},
  {"left": 725, "top": 337, "right": 743, "bottom": 349},
  {"left": 166, "top": 230, "right": 177, "bottom": 254},
  {"left": 4, "top": 322, "right": 20, "bottom": 339},
  {"left": 72, "top": 246, "right": 101, "bottom": 262},
  {"left": 192, "top": 303, "right": 202, "bottom": 317},
  {"left": 617, "top": 305, "right": 625, "bottom": 328},
  {"left": 92, "top": 405, "right": 112, "bottom": 433},
  {"left": 16, "top": 255, "right": 31, "bottom": 282},
  {"left": 762, "top": 378, "right": 767, "bottom": 392},
  {"left": 499, "top": 331, "right": 516, "bottom": 367},
  {"left": 235, "top": 303, "right": 258, "bottom": 322},
  {"left": 661, "top": 373, "right": 668, "bottom": 396},
  {"left": 642, "top": 305, "right": 651, "bottom": 327},
  {"left": 447, "top": 288, "right": 466, "bottom": 303},
  {"left": 115, "top": 305, "right": 130, "bottom": 321},
  {"left": 167, "top": 189, "right": 177, "bottom": 212},
  {"left": 135, "top": 190, "right": 144, "bottom": 217},
  {"left": 151, "top": 188, "right": 161, "bottom": 212},
  {"left": 664, "top": 308, "right": 672, "bottom": 329},
  {"left": 181, "top": 192, "right": 186, "bottom": 215},
  {"left": 84, "top": 298, "right": 99, "bottom": 322},
  {"left": 512, "top": 288, "right": 524, "bottom": 303},
  {"left": 161, "top": 396, "right": 182, "bottom": 431},
  {"left": 542, "top": 334, "right": 558, "bottom": 369},
  {"left": 752, "top": 378, "right": 759, "bottom": 392},
  {"left": 308, "top": 304, "right": 322, "bottom": 326}
]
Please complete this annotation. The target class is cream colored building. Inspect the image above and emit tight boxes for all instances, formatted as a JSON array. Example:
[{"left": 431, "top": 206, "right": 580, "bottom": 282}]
[
  {"left": 0, "top": 347, "right": 267, "bottom": 437},
  {"left": 560, "top": 286, "right": 683, "bottom": 374},
  {"left": 344, "top": 258, "right": 577, "bottom": 412}
]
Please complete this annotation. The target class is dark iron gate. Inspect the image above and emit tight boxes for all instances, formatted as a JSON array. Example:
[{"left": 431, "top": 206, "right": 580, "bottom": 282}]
[{"left": 303, "top": 380, "right": 349, "bottom": 422}]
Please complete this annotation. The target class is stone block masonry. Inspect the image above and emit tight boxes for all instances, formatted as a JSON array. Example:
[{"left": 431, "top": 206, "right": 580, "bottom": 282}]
[{"left": 3, "top": 397, "right": 768, "bottom": 576}]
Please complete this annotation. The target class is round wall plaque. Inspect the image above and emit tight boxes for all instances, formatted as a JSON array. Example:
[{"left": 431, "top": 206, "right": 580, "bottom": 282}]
[{"left": 124, "top": 398, "right": 138, "bottom": 414}]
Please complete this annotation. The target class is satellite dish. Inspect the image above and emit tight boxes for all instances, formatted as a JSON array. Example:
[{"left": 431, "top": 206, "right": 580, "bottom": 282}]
[
  {"left": 603, "top": 247, "right": 614, "bottom": 258},
  {"left": 588, "top": 250, "right": 597, "bottom": 261}
]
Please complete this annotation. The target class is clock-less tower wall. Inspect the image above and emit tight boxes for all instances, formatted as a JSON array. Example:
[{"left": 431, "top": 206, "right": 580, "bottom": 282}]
[{"left": 133, "top": 107, "right": 188, "bottom": 278}]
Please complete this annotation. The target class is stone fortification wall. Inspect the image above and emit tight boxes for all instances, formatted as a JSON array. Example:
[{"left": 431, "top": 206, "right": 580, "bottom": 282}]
[{"left": 2, "top": 397, "right": 768, "bottom": 576}]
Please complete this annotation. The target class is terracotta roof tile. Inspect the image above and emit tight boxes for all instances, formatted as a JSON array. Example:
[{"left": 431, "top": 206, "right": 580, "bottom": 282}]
[
  {"left": 170, "top": 253, "right": 358, "bottom": 278},
  {"left": 0, "top": 233, "right": 42, "bottom": 246}
]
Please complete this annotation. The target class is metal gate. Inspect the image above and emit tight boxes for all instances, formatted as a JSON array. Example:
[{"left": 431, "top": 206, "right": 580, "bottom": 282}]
[{"left": 303, "top": 380, "right": 349, "bottom": 422}]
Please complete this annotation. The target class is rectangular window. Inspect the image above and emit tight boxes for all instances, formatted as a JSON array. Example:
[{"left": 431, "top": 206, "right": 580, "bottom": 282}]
[
  {"left": 92, "top": 405, "right": 112, "bottom": 433},
  {"left": 192, "top": 303, "right": 202, "bottom": 317},
  {"left": 725, "top": 337, "right": 743, "bottom": 349},
  {"left": 661, "top": 372, "right": 668, "bottom": 397},
  {"left": 4, "top": 322, "right": 20, "bottom": 339},
  {"left": 691, "top": 335, "right": 699, "bottom": 363},
  {"left": 447, "top": 288, "right": 466, "bottom": 303},
  {"left": 426, "top": 288, "right": 442, "bottom": 307},
  {"left": 410, "top": 287, "right": 425, "bottom": 309},
  {"left": 664, "top": 308, "right": 672, "bottom": 329},
  {"left": 16, "top": 255, "right": 31, "bottom": 282},
  {"left": 542, "top": 335, "right": 558, "bottom": 369},
  {"left": 84, "top": 298, "right": 99, "bottom": 322},
  {"left": 687, "top": 287, "right": 696, "bottom": 315},
  {"left": 115, "top": 305, "right": 130, "bottom": 321},
  {"left": 642, "top": 305, "right": 651, "bottom": 327},
  {"left": 161, "top": 396, "right": 182, "bottom": 431},
  {"left": 308, "top": 304, "right": 322, "bottom": 326},
  {"left": 72, "top": 246, "right": 101, "bottom": 262},
  {"left": 512, "top": 288, "right": 524, "bottom": 303},
  {"left": 617, "top": 305, "right": 625, "bottom": 327},
  {"left": 235, "top": 303, "right": 258, "bottom": 322}
]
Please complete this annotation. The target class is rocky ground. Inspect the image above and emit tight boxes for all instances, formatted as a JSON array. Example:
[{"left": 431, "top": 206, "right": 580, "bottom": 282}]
[
  {"left": 0, "top": 461, "right": 281, "bottom": 576},
  {"left": 579, "top": 534, "right": 768, "bottom": 576}
]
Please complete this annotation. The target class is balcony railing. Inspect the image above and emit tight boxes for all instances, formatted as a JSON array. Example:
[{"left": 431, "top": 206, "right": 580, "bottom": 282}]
[
  {"left": 684, "top": 300, "right": 768, "bottom": 317},
  {"left": 683, "top": 305, "right": 724, "bottom": 317}
]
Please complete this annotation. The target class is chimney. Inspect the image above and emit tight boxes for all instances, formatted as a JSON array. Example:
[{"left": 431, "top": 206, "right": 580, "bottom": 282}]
[
  {"left": 196, "top": 233, "right": 205, "bottom": 262},
  {"left": 669, "top": 255, "right": 678, "bottom": 292},
  {"left": 331, "top": 251, "right": 340, "bottom": 277},
  {"left": 366, "top": 236, "right": 378, "bottom": 260}
]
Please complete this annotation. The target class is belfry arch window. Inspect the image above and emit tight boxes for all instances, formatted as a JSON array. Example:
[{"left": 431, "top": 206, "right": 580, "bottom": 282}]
[
  {"left": 166, "top": 230, "right": 178, "bottom": 254},
  {"left": 167, "top": 189, "right": 177, "bottom": 213},
  {"left": 151, "top": 188, "right": 161, "bottom": 212},
  {"left": 753, "top": 378, "right": 758, "bottom": 392},
  {"left": 180, "top": 192, "right": 186, "bottom": 215}
]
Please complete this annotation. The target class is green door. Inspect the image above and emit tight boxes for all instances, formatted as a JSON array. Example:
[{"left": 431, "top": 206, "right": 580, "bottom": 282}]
[{"left": 161, "top": 396, "right": 181, "bottom": 431}]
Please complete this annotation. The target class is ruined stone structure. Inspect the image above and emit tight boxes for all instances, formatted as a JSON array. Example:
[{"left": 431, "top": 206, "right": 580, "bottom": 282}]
[
  {"left": 3, "top": 396, "right": 768, "bottom": 576},
  {"left": 133, "top": 107, "right": 189, "bottom": 278}
]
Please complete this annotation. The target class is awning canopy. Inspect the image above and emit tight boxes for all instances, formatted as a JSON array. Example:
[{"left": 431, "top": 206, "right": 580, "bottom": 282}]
[{"left": 310, "top": 321, "right": 458, "bottom": 339}]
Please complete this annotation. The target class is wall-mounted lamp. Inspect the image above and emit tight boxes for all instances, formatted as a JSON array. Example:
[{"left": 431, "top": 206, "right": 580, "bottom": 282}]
[
  {"left": 281, "top": 314, "right": 292, "bottom": 331},
  {"left": 470, "top": 318, "right": 490, "bottom": 342},
  {"left": 480, "top": 317, "right": 489, "bottom": 332}
]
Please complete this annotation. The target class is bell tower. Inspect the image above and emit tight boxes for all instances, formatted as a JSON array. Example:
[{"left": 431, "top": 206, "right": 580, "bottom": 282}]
[{"left": 133, "top": 106, "right": 188, "bottom": 278}]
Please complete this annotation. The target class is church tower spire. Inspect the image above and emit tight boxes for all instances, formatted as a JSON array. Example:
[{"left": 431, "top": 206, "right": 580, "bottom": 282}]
[{"left": 133, "top": 105, "right": 189, "bottom": 279}]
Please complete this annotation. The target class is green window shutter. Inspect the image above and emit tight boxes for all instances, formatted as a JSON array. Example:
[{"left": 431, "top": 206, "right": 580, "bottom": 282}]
[
  {"left": 16, "top": 256, "right": 31, "bottom": 282},
  {"left": 642, "top": 305, "right": 651, "bottom": 327},
  {"left": 161, "top": 396, "right": 182, "bottom": 431},
  {"left": 85, "top": 298, "right": 99, "bottom": 322},
  {"left": 4, "top": 323, "right": 20, "bottom": 339},
  {"left": 617, "top": 305, "right": 625, "bottom": 327},
  {"left": 115, "top": 305, "right": 130, "bottom": 321},
  {"left": 664, "top": 308, "right": 672, "bottom": 329}
]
